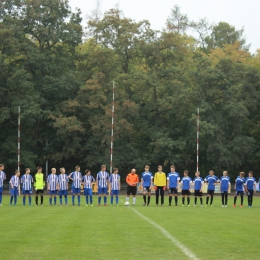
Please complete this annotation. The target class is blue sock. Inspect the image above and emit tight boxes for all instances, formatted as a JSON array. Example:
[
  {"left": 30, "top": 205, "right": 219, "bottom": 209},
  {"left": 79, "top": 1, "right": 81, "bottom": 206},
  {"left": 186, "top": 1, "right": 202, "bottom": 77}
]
[
  {"left": 116, "top": 196, "right": 119, "bottom": 204},
  {"left": 29, "top": 197, "right": 32, "bottom": 205},
  {"left": 14, "top": 196, "right": 17, "bottom": 205},
  {"left": 23, "top": 197, "right": 26, "bottom": 205},
  {"left": 98, "top": 196, "right": 101, "bottom": 204},
  {"left": 72, "top": 195, "right": 75, "bottom": 205},
  {"left": 10, "top": 196, "right": 13, "bottom": 204},
  {"left": 90, "top": 196, "right": 93, "bottom": 204},
  {"left": 111, "top": 196, "right": 113, "bottom": 204},
  {"left": 65, "top": 196, "right": 68, "bottom": 204},
  {"left": 54, "top": 197, "right": 56, "bottom": 205},
  {"left": 86, "top": 196, "right": 88, "bottom": 204},
  {"left": 49, "top": 197, "right": 52, "bottom": 205},
  {"left": 0, "top": 194, "right": 2, "bottom": 203},
  {"left": 104, "top": 196, "right": 107, "bottom": 204},
  {"left": 78, "top": 195, "right": 80, "bottom": 205},
  {"left": 60, "top": 197, "right": 62, "bottom": 204}
]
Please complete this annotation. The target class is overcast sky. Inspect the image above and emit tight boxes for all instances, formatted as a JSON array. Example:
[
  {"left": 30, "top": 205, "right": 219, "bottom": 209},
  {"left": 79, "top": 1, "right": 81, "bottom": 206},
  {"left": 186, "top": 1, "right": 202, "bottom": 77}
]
[{"left": 69, "top": 0, "right": 260, "bottom": 53}]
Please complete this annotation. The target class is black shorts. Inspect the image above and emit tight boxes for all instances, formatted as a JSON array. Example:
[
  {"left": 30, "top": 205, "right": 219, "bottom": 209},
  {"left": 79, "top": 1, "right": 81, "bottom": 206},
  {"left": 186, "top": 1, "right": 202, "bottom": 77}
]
[
  {"left": 221, "top": 191, "right": 228, "bottom": 194},
  {"left": 181, "top": 190, "right": 190, "bottom": 196},
  {"left": 247, "top": 190, "right": 254, "bottom": 196},
  {"left": 127, "top": 186, "right": 137, "bottom": 195},
  {"left": 143, "top": 186, "right": 151, "bottom": 192},
  {"left": 207, "top": 190, "right": 214, "bottom": 195},
  {"left": 169, "top": 188, "right": 178, "bottom": 194},
  {"left": 36, "top": 189, "right": 44, "bottom": 194},
  {"left": 194, "top": 190, "right": 203, "bottom": 197},
  {"left": 235, "top": 191, "right": 244, "bottom": 196}
]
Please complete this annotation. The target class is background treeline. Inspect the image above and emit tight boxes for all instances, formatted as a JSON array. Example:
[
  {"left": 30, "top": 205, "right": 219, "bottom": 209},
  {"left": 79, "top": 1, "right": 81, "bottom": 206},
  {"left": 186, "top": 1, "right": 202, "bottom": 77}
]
[{"left": 1, "top": 0, "right": 260, "bottom": 181}]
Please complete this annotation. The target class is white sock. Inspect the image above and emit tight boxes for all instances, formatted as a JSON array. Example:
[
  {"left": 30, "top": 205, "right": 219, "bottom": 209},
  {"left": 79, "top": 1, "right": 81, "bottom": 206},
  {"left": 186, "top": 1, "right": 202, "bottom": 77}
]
[
  {"left": 126, "top": 197, "right": 129, "bottom": 202},
  {"left": 133, "top": 197, "right": 136, "bottom": 204}
]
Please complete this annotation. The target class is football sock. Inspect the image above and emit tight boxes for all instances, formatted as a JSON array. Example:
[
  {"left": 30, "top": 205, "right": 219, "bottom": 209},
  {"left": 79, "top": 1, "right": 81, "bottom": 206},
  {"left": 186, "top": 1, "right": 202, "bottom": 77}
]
[
  {"left": 126, "top": 197, "right": 129, "bottom": 202},
  {"left": 116, "top": 196, "right": 118, "bottom": 204},
  {"left": 40, "top": 195, "right": 43, "bottom": 205},
  {"left": 133, "top": 197, "right": 136, "bottom": 204},
  {"left": 241, "top": 196, "right": 243, "bottom": 205},
  {"left": 10, "top": 196, "right": 13, "bottom": 204},
  {"left": 175, "top": 196, "right": 178, "bottom": 204},
  {"left": 65, "top": 196, "right": 68, "bottom": 204},
  {"left": 104, "top": 196, "right": 107, "bottom": 204},
  {"left": 54, "top": 197, "right": 56, "bottom": 205},
  {"left": 29, "top": 196, "right": 32, "bottom": 205},
  {"left": 206, "top": 196, "right": 209, "bottom": 205},
  {"left": 110, "top": 196, "right": 113, "bottom": 204},
  {"left": 221, "top": 193, "right": 224, "bottom": 205},
  {"left": 200, "top": 198, "right": 203, "bottom": 205},
  {"left": 77, "top": 195, "right": 80, "bottom": 205},
  {"left": 23, "top": 197, "right": 26, "bottom": 205},
  {"left": 60, "top": 196, "right": 62, "bottom": 204},
  {"left": 72, "top": 195, "right": 75, "bottom": 205},
  {"left": 169, "top": 196, "right": 172, "bottom": 204},
  {"left": 35, "top": 195, "right": 38, "bottom": 205},
  {"left": 0, "top": 194, "right": 2, "bottom": 203},
  {"left": 90, "top": 196, "right": 93, "bottom": 204},
  {"left": 49, "top": 198, "right": 52, "bottom": 205},
  {"left": 98, "top": 196, "right": 101, "bottom": 204},
  {"left": 210, "top": 195, "right": 213, "bottom": 205},
  {"left": 182, "top": 197, "right": 185, "bottom": 205},
  {"left": 194, "top": 197, "right": 197, "bottom": 205},
  {"left": 234, "top": 196, "right": 237, "bottom": 205},
  {"left": 224, "top": 193, "right": 228, "bottom": 205},
  {"left": 86, "top": 196, "right": 89, "bottom": 204},
  {"left": 187, "top": 197, "right": 190, "bottom": 205},
  {"left": 14, "top": 196, "right": 17, "bottom": 204},
  {"left": 147, "top": 196, "right": 150, "bottom": 204},
  {"left": 143, "top": 195, "right": 146, "bottom": 204}
]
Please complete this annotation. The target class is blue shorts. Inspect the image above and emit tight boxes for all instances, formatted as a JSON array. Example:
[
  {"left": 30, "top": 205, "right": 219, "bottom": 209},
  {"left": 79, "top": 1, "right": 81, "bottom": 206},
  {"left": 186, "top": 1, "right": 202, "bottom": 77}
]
[
  {"left": 98, "top": 187, "right": 108, "bottom": 195},
  {"left": 22, "top": 189, "right": 32, "bottom": 195},
  {"left": 0, "top": 187, "right": 3, "bottom": 194},
  {"left": 84, "top": 188, "right": 93, "bottom": 196},
  {"left": 49, "top": 190, "right": 57, "bottom": 195},
  {"left": 235, "top": 191, "right": 244, "bottom": 196},
  {"left": 73, "top": 187, "right": 81, "bottom": 194},
  {"left": 59, "top": 190, "right": 68, "bottom": 196},
  {"left": 111, "top": 190, "right": 119, "bottom": 195},
  {"left": 10, "top": 187, "right": 19, "bottom": 196}
]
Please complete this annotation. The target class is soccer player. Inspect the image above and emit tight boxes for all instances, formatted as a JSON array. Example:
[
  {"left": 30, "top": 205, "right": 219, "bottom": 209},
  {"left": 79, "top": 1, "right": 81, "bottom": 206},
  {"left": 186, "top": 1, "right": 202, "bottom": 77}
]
[
  {"left": 82, "top": 169, "right": 95, "bottom": 206},
  {"left": 0, "top": 164, "right": 6, "bottom": 206},
  {"left": 109, "top": 168, "right": 121, "bottom": 206},
  {"left": 167, "top": 165, "right": 180, "bottom": 206},
  {"left": 47, "top": 168, "right": 59, "bottom": 206},
  {"left": 180, "top": 170, "right": 192, "bottom": 206},
  {"left": 233, "top": 172, "right": 246, "bottom": 208},
  {"left": 141, "top": 165, "right": 153, "bottom": 206},
  {"left": 69, "top": 165, "right": 82, "bottom": 206},
  {"left": 193, "top": 171, "right": 204, "bottom": 207},
  {"left": 204, "top": 170, "right": 219, "bottom": 207},
  {"left": 9, "top": 170, "right": 20, "bottom": 206},
  {"left": 34, "top": 166, "right": 45, "bottom": 206},
  {"left": 154, "top": 165, "right": 166, "bottom": 206},
  {"left": 58, "top": 167, "right": 69, "bottom": 206},
  {"left": 220, "top": 171, "right": 230, "bottom": 207},
  {"left": 245, "top": 171, "right": 256, "bottom": 207},
  {"left": 126, "top": 169, "right": 139, "bottom": 205},
  {"left": 96, "top": 165, "right": 109, "bottom": 206},
  {"left": 21, "top": 168, "right": 33, "bottom": 206}
]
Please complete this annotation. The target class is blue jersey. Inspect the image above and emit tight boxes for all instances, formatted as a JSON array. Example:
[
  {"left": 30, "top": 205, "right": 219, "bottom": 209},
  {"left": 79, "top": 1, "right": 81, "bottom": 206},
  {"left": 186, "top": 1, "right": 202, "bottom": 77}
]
[
  {"left": 110, "top": 174, "right": 120, "bottom": 190},
  {"left": 167, "top": 172, "right": 180, "bottom": 188},
  {"left": 9, "top": 175, "right": 20, "bottom": 187},
  {"left": 220, "top": 176, "right": 230, "bottom": 192},
  {"left": 96, "top": 171, "right": 109, "bottom": 188},
  {"left": 70, "top": 171, "right": 82, "bottom": 188},
  {"left": 193, "top": 177, "right": 204, "bottom": 190},
  {"left": 82, "top": 175, "right": 95, "bottom": 189},
  {"left": 245, "top": 177, "right": 256, "bottom": 190},
  {"left": 235, "top": 176, "right": 246, "bottom": 191},
  {"left": 141, "top": 172, "right": 153, "bottom": 187},
  {"left": 21, "top": 174, "right": 33, "bottom": 190},
  {"left": 47, "top": 174, "right": 59, "bottom": 190},
  {"left": 181, "top": 177, "right": 192, "bottom": 190},
  {"left": 58, "top": 174, "right": 69, "bottom": 190},
  {"left": 0, "top": 171, "right": 6, "bottom": 187},
  {"left": 204, "top": 175, "right": 219, "bottom": 190}
]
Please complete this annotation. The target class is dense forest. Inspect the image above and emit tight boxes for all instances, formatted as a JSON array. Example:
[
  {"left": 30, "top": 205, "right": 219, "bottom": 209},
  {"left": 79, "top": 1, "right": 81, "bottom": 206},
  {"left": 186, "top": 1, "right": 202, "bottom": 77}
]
[{"left": 1, "top": 0, "right": 260, "bottom": 180}]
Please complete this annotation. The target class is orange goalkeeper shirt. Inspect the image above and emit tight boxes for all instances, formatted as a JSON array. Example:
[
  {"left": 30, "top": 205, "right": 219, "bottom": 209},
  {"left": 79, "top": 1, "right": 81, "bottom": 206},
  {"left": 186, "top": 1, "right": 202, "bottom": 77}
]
[{"left": 126, "top": 173, "right": 139, "bottom": 186}]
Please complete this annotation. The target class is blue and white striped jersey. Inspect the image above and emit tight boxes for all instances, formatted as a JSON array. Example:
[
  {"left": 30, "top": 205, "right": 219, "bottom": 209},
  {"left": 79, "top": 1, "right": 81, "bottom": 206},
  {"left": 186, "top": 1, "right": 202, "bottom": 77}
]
[
  {"left": 141, "top": 172, "right": 153, "bottom": 187},
  {"left": 0, "top": 171, "right": 6, "bottom": 187},
  {"left": 70, "top": 171, "right": 82, "bottom": 188},
  {"left": 109, "top": 174, "right": 120, "bottom": 190},
  {"left": 21, "top": 174, "right": 33, "bottom": 190},
  {"left": 193, "top": 177, "right": 204, "bottom": 190},
  {"left": 47, "top": 174, "right": 59, "bottom": 190},
  {"left": 9, "top": 175, "right": 20, "bottom": 187},
  {"left": 245, "top": 177, "right": 256, "bottom": 190},
  {"left": 220, "top": 176, "right": 230, "bottom": 192},
  {"left": 82, "top": 175, "right": 95, "bottom": 189},
  {"left": 181, "top": 176, "right": 192, "bottom": 190},
  {"left": 58, "top": 174, "right": 69, "bottom": 190},
  {"left": 96, "top": 171, "right": 109, "bottom": 188}
]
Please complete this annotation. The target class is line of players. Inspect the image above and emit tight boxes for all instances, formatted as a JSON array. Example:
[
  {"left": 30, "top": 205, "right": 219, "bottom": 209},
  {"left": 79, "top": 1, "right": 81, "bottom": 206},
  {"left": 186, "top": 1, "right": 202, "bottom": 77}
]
[{"left": 0, "top": 164, "right": 258, "bottom": 207}]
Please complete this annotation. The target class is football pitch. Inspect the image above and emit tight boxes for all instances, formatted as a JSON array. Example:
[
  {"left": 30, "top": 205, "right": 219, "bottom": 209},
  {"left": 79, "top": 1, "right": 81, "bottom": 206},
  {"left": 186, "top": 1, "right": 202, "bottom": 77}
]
[{"left": 0, "top": 195, "right": 259, "bottom": 260}]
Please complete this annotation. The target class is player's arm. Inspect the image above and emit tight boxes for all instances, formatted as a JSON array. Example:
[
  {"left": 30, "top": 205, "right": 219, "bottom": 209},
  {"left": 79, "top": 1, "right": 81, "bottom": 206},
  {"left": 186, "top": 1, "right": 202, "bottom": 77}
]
[
  {"left": 200, "top": 180, "right": 203, "bottom": 192},
  {"left": 69, "top": 173, "right": 73, "bottom": 182},
  {"left": 96, "top": 174, "right": 99, "bottom": 187},
  {"left": 140, "top": 178, "right": 143, "bottom": 189},
  {"left": 126, "top": 175, "right": 131, "bottom": 186}
]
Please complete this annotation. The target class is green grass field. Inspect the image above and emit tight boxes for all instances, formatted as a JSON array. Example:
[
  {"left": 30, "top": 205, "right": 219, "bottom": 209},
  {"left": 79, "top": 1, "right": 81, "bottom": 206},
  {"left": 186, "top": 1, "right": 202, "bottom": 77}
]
[{"left": 0, "top": 195, "right": 259, "bottom": 260}]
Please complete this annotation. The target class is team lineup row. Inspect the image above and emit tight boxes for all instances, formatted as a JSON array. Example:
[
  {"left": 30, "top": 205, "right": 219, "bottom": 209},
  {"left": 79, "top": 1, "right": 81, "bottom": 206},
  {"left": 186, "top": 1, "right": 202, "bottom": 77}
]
[{"left": 0, "top": 164, "right": 258, "bottom": 207}]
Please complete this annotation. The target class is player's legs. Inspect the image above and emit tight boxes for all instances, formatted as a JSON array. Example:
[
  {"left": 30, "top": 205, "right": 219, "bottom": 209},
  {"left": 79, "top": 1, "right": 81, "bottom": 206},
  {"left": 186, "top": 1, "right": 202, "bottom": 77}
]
[
  {"left": 22, "top": 190, "right": 26, "bottom": 205},
  {"left": 194, "top": 195, "right": 197, "bottom": 206},
  {"left": 155, "top": 188, "right": 159, "bottom": 205},
  {"left": 240, "top": 192, "right": 244, "bottom": 207},
  {"left": 210, "top": 192, "right": 214, "bottom": 206},
  {"left": 160, "top": 187, "right": 164, "bottom": 205},
  {"left": 77, "top": 191, "right": 81, "bottom": 206},
  {"left": 115, "top": 190, "right": 119, "bottom": 205},
  {"left": 0, "top": 187, "right": 2, "bottom": 205},
  {"left": 221, "top": 192, "right": 225, "bottom": 206},
  {"left": 35, "top": 190, "right": 39, "bottom": 205},
  {"left": 143, "top": 189, "right": 147, "bottom": 205},
  {"left": 224, "top": 192, "right": 228, "bottom": 206},
  {"left": 53, "top": 192, "right": 57, "bottom": 205},
  {"left": 233, "top": 192, "right": 238, "bottom": 207},
  {"left": 147, "top": 191, "right": 151, "bottom": 205},
  {"left": 49, "top": 192, "right": 53, "bottom": 205},
  {"left": 182, "top": 190, "right": 185, "bottom": 205},
  {"left": 126, "top": 186, "right": 131, "bottom": 202},
  {"left": 169, "top": 189, "right": 173, "bottom": 206},
  {"left": 132, "top": 187, "right": 137, "bottom": 205},
  {"left": 98, "top": 187, "right": 102, "bottom": 205},
  {"left": 110, "top": 190, "right": 114, "bottom": 205}
]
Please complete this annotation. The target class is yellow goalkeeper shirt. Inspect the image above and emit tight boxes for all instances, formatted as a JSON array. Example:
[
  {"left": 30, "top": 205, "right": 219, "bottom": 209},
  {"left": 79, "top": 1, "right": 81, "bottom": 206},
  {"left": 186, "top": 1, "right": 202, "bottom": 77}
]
[{"left": 154, "top": 172, "right": 166, "bottom": 186}]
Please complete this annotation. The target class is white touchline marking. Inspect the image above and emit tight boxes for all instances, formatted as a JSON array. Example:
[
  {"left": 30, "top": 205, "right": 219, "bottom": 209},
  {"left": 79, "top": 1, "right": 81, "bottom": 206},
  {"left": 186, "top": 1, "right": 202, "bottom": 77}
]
[{"left": 121, "top": 200, "right": 199, "bottom": 260}]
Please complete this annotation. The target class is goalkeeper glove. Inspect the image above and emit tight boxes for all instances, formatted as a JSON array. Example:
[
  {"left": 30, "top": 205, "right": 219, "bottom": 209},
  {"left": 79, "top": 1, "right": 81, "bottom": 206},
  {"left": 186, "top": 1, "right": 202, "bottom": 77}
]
[
  {"left": 154, "top": 186, "right": 157, "bottom": 190},
  {"left": 163, "top": 186, "right": 166, "bottom": 191}
]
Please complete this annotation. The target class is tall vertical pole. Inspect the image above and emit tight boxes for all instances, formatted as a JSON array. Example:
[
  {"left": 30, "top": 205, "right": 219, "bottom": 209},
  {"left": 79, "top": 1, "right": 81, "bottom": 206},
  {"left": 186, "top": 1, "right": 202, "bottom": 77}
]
[
  {"left": 18, "top": 106, "right": 21, "bottom": 171},
  {"left": 196, "top": 107, "right": 200, "bottom": 172},
  {"left": 110, "top": 81, "right": 115, "bottom": 174},
  {"left": 45, "top": 140, "right": 48, "bottom": 184}
]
